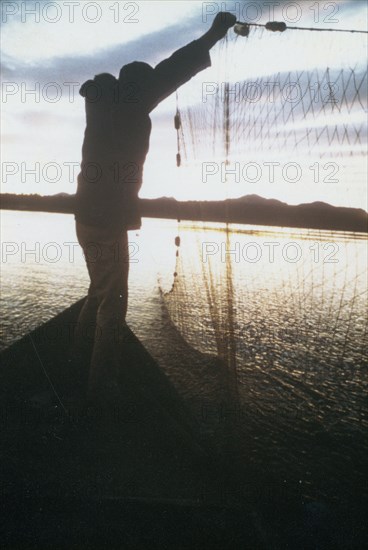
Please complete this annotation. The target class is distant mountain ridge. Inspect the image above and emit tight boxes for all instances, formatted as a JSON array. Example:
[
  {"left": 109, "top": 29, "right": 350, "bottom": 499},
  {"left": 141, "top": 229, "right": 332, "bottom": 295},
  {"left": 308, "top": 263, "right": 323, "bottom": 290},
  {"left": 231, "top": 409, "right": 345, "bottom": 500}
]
[{"left": 1, "top": 193, "right": 367, "bottom": 233}]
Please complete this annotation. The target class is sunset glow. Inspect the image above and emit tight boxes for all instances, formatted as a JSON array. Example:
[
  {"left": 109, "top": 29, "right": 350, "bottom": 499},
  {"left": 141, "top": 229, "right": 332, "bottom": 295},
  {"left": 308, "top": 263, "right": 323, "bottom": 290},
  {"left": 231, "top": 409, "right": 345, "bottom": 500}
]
[{"left": 1, "top": 0, "right": 367, "bottom": 209}]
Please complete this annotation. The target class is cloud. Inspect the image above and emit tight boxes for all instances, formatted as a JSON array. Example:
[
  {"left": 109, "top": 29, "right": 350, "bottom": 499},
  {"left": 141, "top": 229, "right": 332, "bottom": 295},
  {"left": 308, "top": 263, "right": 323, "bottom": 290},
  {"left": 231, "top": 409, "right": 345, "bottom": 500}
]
[
  {"left": 2, "top": 0, "right": 366, "bottom": 87},
  {"left": 1, "top": 12, "right": 207, "bottom": 84}
]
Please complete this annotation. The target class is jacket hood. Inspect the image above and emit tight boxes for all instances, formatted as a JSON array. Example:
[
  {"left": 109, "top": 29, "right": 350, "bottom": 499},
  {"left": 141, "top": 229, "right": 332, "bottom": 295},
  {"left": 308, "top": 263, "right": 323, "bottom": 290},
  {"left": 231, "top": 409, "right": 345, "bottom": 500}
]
[{"left": 80, "top": 73, "right": 118, "bottom": 100}]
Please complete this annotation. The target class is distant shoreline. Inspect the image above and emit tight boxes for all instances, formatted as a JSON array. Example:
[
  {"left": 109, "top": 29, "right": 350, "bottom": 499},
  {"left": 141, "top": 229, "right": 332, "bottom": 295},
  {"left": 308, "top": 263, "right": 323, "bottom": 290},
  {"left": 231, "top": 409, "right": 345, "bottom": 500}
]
[{"left": 1, "top": 193, "right": 367, "bottom": 233}]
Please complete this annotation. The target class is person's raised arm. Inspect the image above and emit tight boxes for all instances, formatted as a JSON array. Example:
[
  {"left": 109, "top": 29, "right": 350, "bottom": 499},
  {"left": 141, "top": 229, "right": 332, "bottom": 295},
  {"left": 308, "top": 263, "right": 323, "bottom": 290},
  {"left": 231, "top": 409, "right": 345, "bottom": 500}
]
[{"left": 147, "top": 12, "right": 236, "bottom": 111}]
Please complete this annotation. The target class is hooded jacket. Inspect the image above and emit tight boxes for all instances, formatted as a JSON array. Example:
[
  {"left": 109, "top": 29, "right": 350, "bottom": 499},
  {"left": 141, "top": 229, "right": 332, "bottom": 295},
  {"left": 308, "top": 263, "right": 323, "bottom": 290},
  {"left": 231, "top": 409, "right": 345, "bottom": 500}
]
[{"left": 75, "top": 39, "right": 211, "bottom": 230}]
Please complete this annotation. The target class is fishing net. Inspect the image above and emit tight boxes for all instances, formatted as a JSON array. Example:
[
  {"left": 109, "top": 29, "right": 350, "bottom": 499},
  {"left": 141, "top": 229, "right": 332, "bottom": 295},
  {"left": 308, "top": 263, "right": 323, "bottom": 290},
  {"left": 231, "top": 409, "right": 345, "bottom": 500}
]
[
  {"left": 154, "top": 23, "right": 368, "bottom": 476},
  {"left": 177, "top": 24, "right": 367, "bottom": 191}
]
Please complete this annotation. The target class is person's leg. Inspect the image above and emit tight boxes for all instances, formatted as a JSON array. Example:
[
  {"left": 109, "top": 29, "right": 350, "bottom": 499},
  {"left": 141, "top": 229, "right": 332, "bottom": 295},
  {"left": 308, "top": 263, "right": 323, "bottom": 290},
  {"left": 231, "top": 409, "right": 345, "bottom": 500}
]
[
  {"left": 77, "top": 225, "right": 129, "bottom": 401},
  {"left": 74, "top": 223, "right": 102, "bottom": 345},
  {"left": 72, "top": 222, "right": 129, "bottom": 399},
  {"left": 70, "top": 287, "right": 99, "bottom": 389}
]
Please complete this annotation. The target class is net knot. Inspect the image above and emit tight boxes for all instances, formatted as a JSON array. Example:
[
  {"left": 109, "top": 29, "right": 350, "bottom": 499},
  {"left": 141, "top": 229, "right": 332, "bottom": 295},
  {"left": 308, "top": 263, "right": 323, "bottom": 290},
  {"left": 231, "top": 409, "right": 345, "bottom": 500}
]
[
  {"left": 265, "top": 21, "right": 287, "bottom": 32},
  {"left": 234, "top": 23, "right": 250, "bottom": 37},
  {"left": 174, "top": 111, "right": 181, "bottom": 130}
]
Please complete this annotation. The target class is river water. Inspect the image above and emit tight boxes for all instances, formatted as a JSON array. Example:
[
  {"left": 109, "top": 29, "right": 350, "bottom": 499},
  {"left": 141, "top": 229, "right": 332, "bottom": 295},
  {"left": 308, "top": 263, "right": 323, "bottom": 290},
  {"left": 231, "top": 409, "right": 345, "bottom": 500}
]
[{"left": 1, "top": 209, "right": 367, "bottom": 504}]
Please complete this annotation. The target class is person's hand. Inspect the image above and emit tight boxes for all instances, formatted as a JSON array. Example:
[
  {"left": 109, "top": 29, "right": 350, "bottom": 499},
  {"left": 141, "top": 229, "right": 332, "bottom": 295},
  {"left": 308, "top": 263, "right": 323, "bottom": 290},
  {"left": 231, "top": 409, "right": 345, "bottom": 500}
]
[
  {"left": 199, "top": 11, "right": 237, "bottom": 50},
  {"left": 210, "top": 12, "right": 237, "bottom": 40}
]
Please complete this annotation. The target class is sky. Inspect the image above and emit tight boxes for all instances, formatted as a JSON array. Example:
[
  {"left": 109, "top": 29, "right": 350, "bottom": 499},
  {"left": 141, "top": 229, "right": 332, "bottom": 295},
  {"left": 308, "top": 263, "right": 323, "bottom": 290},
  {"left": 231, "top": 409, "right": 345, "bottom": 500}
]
[{"left": 1, "top": 0, "right": 367, "bottom": 208}]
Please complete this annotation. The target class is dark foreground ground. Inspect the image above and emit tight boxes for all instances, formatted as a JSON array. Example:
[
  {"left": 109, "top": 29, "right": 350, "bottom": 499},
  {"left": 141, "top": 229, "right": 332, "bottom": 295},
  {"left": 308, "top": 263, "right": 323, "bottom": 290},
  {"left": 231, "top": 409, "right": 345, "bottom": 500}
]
[{"left": 0, "top": 300, "right": 366, "bottom": 549}]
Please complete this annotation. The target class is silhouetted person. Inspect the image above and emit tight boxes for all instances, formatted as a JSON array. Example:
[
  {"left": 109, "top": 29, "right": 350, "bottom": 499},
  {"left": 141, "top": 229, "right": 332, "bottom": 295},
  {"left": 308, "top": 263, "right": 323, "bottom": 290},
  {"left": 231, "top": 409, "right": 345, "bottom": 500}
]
[{"left": 74, "top": 13, "right": 236, "bottom": 402}]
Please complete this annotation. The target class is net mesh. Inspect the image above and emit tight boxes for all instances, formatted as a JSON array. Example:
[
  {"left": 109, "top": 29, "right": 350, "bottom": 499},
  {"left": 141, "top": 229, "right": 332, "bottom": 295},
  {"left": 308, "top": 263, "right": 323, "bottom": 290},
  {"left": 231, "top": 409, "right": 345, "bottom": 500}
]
[
  {"left": 176, "top": 26, "right": 367, "bottom": 200},
  {"left": 156, "top": 25, "right": 368, "bottom": 490}
]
